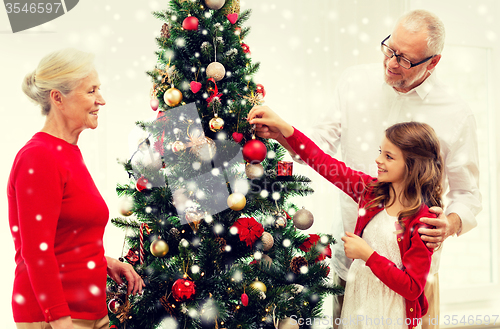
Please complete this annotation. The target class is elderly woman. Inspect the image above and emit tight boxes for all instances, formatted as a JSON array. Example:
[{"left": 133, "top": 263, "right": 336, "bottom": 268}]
[{"left": 8, "top": 48, "right": 145, "bottom": 329}]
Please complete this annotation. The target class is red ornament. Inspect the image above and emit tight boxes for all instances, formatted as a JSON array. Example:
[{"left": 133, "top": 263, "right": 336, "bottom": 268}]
[
  {"left": 255, "top": 84, "right": 266, "bottom": 97},
  {"left": 232, "top": 132, "right": 244, "bottom": 143},
  {"left": 227, "top": 13, "right": 238, "bottom": 24},
  {"left": 190, "top": 81, "right": 202, "bottom": 93},
  {"left": 242, "top": 139, "right": 267, "bottom": 164},
  {"left": 172, "top": 278, "right": 196, "bottom": 302},
  {"left": 231, "top": 217, "right": 264, "bottom": 247},
  {"left": 241, "top": 293, "right": 249, "bottom": 306},
  {"left": 150, "top": 98, "right": 159, "bottom": 111},
  {"left": 277, "top": 161, "right": 293, "bottom": 176},
  {"left": 241, "top": 43, "right": 251, "bottom": 54},
  {"left": 234, "top": 26, "right": 242, "bottom": 36},
  {"left": 182, "top": 16, "right": 199, "bottom": 30},
  {"left": 299, "top": 234, "right": 332, "bottom": 262},
  {"left": 136, "top": 176, "right": 149, "bottom": 192}
]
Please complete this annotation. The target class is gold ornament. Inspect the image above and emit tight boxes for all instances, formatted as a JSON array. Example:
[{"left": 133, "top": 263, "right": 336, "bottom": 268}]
[
  {"left": 164, "top": 87, "right": 183, "bottom": 107},
  {"left": 292, "top": 207, "right": 314, "bottom": 230},
  {"left": 206, "top": 62, "right": 226, "bottom": 81},
  {"left": 150, "top": 239, "right": 169, "bottom": 257},
  {"left": 261, "top": 232, "right": 274, "bottom": 251},
  {"left": 222, "top": 0, "right": 240, "bottom": 15},
  {"left": 205, "top": 0, "right": 225, "bottom": 10},
  {"left": 172, "top": 140, "right": 186, "bottom": 153},
  {"left": 209, "top": 116, "right": 224, "bottom": 132},
  {"left": 245, "top": 163, "right": 264, "bottom": 179},
  {"left": 227, "top": 192, "right": 246, "bottom": 211},
  {"left": 249, "top": 279, "right": 267, "bottom": 293}
]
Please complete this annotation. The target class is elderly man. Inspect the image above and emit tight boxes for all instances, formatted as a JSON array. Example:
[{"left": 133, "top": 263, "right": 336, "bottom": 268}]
[{"left": 257, "top": 9, "right": 482, "bottom": 329}]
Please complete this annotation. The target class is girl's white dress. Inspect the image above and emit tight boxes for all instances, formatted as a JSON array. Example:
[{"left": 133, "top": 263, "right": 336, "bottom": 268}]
[{"left": 339, "top": 209, "right": 422, "bottom": 329}]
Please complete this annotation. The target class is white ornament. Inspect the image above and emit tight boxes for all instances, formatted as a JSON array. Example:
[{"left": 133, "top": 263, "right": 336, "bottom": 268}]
[{"left": 206, "top": 62, "right": 226, "bottom": 81}]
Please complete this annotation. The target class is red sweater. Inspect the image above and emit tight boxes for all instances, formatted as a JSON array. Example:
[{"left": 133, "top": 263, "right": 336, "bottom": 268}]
[
  {"left": 7, "top": 132, "right": 109, "bottom": 322},
  {"left": 286, "top": 128, "right": 434, "bottom": 328}
]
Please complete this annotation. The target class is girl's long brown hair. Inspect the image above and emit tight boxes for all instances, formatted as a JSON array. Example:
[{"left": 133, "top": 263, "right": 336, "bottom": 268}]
[{"left": 366, "top": 122, "right": 444, "bottom": 231}]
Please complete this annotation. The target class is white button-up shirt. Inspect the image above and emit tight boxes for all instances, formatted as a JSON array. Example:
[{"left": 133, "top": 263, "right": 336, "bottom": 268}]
[{"left": 310, "top": 63, "right": 482, "bottom": 280}]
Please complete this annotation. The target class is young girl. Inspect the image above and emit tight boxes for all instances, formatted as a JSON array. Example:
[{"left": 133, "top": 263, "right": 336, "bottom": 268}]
[{"left": 248, "top": 106, "right": 442, "bottom": 329}]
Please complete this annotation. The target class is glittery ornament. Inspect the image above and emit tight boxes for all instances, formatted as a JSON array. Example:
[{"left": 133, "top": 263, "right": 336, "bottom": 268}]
[
  {"left": 261, "top": 232, "right": 274, "bottom": 251},
  {"left": 206, "top": 62, "right": 226, "bottom": 81}
]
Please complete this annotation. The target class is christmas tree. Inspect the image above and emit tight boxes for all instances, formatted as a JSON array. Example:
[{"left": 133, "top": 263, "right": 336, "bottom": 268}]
[{"left": 108, "top": 0, "right": 341, "bottom": 328}]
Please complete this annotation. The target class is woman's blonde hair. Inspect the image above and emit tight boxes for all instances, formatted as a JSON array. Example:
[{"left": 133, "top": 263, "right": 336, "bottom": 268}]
[
  {"left": 367, "top": 122, "right": 443, "bottom": 230},
  {"left": 21, "top": 48, "right": 95, "bottom": 115}
]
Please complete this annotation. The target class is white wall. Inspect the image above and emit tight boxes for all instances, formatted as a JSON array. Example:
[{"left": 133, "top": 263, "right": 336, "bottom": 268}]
[{"left": 1, "top": 1, "right": 498, "bottom": 328}]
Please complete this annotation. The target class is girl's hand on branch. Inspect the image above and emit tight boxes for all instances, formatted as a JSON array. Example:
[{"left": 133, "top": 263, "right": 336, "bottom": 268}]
[{"left": 247, "top": 105, "right": 294, "bottom": 138}]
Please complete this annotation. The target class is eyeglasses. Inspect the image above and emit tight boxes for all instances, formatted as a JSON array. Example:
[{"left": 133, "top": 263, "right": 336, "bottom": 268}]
[{"left": 381, "top": 35, "right": 434, "bottom": 69}]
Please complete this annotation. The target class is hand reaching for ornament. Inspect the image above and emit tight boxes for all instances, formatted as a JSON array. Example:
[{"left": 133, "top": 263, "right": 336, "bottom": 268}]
[
  {"left": 248, "top": 105, "right": 294, "bottom": 138},
  {"left": 106, "top": 256, "right": 146, "bottom": 296},
  {"left": 341, "top": 232, "right": 374, "bottom": 262}
]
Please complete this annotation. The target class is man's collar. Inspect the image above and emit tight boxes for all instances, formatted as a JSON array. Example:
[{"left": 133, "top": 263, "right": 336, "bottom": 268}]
[{"left": 392, "top": 71, "right": 436, "bottom": 100}]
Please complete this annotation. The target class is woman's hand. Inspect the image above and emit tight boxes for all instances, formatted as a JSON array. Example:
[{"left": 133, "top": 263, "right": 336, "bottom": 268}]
[
  {"left": 49, "top": 316, "right": 74, "bottom": 329},
  {"left": 247, "top": 105, "right": 294, "bottom": 138},
  {"left": 106, "top": 256, "right": 146, "bottom": 296},
  {"left": 341, "top": 232, "right": 374, "bottom": 262}
]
